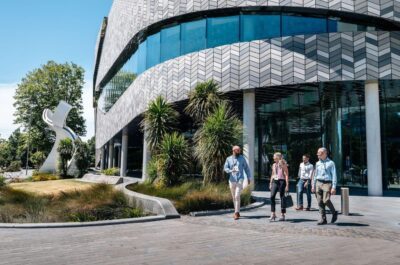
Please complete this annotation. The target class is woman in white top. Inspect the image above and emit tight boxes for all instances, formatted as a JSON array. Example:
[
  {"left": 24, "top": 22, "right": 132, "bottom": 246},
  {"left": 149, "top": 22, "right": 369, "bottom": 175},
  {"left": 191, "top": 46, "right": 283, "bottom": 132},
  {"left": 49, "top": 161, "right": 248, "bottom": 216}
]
[{"left": 269, "top": 152, "right": 289, "bottom": 221}]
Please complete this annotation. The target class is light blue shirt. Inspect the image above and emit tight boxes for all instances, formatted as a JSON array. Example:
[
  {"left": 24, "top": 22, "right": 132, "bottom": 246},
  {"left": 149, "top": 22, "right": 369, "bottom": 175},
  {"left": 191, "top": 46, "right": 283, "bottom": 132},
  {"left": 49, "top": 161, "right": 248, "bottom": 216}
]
[
  {"left": 224, "top": 155, "right": 252, "bottom": 183},
  {"left": 313, "top": 158, "right": 337, "bottom": 189}
]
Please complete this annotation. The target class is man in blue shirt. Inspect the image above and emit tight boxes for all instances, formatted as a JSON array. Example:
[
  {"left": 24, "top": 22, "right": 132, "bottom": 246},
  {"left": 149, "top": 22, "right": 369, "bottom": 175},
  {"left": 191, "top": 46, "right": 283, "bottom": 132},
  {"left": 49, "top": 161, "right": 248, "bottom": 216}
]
[
  {"left": 312, "top": 147, "right": 338, "bottom": 225},
  {"left": 224, "top": 145, "right": 252, "bottom": 220}
]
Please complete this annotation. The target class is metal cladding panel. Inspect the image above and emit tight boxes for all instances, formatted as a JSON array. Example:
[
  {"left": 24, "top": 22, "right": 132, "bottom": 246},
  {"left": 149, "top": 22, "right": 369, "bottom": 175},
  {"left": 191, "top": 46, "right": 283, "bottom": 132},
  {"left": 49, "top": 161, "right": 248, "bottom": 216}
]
[
  {"left": 95, "top": 0, "right": 400, "bottom": 89},
  {"left": 96, "top": 31, "right": 400, "bottom": 148}
]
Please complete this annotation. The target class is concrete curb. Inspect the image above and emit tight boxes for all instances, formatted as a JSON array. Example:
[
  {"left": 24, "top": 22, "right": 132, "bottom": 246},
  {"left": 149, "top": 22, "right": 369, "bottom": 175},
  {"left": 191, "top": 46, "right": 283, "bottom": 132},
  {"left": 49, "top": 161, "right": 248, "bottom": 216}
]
[
  {"left": 189, "top": 201, "right": 266, "bottom": 217},
  {"left": 120, "top": 183, "right": 180, "bottom": 219},
  {"left": 0, "top": 215, "right": 166, "bottom": 229}
]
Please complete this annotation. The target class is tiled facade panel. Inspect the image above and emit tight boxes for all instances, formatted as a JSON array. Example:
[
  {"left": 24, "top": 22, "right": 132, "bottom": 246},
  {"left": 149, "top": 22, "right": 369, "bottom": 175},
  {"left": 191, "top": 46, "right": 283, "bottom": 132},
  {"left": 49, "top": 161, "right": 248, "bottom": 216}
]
[
  {"left": 96, "top": 31, "right": 400, "bottom": 148},
  {"left": 95, "top": 0, "right": 400, "bottom": 88}
]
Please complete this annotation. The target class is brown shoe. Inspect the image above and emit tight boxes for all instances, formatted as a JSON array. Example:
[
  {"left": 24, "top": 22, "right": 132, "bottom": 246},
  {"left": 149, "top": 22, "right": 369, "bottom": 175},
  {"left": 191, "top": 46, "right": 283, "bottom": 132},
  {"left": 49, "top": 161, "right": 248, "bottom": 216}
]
[
  {"left": 234, "top": 212, "right": 240, "bottom": 220},
  {"left": 295, "top": 206, "right": 304, "bottom": 211}
]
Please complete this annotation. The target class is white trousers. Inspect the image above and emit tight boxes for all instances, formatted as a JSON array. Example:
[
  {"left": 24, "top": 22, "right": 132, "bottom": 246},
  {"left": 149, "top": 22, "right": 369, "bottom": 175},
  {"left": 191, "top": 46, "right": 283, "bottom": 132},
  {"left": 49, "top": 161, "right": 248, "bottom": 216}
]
[{"left": 229, "top": 181, "right": 243, "bottom": 213}]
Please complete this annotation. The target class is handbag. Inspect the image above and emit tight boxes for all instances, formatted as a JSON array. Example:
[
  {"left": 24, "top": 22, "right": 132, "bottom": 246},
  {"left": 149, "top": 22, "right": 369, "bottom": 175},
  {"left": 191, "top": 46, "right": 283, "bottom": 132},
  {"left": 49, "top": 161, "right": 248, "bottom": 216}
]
[{"left": 283, "top": 192, "right": 294, "bottom": 208}]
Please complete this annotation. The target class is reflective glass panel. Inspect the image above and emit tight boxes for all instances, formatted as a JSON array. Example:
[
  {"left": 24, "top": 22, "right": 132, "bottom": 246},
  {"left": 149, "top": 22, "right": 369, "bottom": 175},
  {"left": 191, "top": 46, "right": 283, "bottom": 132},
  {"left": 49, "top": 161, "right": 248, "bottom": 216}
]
[
  {"left": 137, "top": 41, "right": 147, "bottom": 74},
  {"left": 241, "top": 15, "right": 281, "bottom": 41},
  {"left": 161, "top": 25, "right": 181, "bottom": 62},
  {"left": 146, "top": 32, "right": 160, "bottom": 69},
  {"left": 207, "top": 16, "right": 240, "bottom": 48},
  {"left": 282, "top": 15, "right": 327, "bottom": 36},
  {"left": 181, "top": 19, "right": 206, "bottom": 55}
]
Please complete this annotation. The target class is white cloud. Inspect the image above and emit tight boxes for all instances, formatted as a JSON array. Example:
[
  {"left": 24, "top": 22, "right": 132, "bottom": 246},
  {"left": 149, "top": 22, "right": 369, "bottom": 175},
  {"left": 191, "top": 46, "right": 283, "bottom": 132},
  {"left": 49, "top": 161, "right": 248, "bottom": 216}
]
[{"left": 0, "top": 82, "right": 95, "bottom": 141}]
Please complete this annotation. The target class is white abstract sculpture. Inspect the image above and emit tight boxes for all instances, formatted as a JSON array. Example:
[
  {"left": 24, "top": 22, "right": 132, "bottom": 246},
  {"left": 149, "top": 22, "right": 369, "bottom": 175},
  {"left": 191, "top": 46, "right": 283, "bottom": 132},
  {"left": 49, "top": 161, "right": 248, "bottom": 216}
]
[{"left": 39, "top": 100, "right": 78, "bottom": 175}]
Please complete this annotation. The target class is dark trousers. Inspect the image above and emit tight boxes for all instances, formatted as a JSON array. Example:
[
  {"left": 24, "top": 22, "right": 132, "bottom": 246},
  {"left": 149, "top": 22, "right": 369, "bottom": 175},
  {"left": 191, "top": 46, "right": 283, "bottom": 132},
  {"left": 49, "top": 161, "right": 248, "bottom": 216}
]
[{"left": 271, "top": 179, "right": 286, "bottom": 213}]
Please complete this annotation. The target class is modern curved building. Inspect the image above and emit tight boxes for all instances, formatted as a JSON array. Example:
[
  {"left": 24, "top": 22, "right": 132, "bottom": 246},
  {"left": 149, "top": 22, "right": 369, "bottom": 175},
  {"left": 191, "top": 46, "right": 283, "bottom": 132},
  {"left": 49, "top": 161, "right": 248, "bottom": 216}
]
[{"left": 94, "top": 0, "right": 400, "bottom": 196}]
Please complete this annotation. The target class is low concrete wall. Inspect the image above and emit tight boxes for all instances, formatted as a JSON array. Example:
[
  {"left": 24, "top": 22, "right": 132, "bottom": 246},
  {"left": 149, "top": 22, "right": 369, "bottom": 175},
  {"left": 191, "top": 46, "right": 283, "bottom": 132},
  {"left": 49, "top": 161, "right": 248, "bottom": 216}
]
[{"left": 120, "top": 183, "right": 180, "bottom": 219}]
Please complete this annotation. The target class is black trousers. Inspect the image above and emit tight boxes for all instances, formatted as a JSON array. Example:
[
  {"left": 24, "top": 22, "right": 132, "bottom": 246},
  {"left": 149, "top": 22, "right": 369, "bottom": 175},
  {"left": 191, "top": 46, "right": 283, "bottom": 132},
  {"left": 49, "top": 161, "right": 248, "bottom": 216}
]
[{"left": 271, "top": 179, "right": 287, "bottom": 213}]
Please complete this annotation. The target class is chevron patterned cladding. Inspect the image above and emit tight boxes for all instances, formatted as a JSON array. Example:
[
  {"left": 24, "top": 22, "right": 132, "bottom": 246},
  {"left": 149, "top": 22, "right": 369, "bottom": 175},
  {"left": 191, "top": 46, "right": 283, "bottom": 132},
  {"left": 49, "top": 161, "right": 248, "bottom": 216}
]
[
  {"left": 96, "top": 31, "right": 400, "bottom": 148},
  {"left": 95, "top": 0, "right": 400, "bottom": 89}
]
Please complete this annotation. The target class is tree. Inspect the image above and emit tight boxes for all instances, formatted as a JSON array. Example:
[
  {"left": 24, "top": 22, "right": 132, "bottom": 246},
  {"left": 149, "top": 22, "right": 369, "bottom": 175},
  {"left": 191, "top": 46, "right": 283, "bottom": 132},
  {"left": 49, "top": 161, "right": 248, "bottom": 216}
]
[
  {"left": 87, "top": 136, "right": 96, "bottom": 167},
  {"left": 30, "top": 151, "right": 46, "bottom": 169},
  {"left": 14, "top": 61, "right": 86, "bottom": 153},
  {"left": 185, "top": 80, "right": 223, "bottom": 124},
  {"left": 194, "top": 102, "right": 242, "bottom": 184},
  {"left": 57, "top": 138, "right": 74, "bottom": 178},
  {"left": 74, "top": 139, "right": 90, "bottom": 177},
  {"left": 141, "top": 96, "right": 179, "bottom": 153}
]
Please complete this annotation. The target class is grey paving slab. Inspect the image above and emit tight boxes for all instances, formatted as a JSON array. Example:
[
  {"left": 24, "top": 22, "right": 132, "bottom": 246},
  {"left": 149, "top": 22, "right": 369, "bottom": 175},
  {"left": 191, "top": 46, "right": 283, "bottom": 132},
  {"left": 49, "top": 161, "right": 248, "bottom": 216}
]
[{"left": 0, "top": 193, "right": 399, "bottom": 265}]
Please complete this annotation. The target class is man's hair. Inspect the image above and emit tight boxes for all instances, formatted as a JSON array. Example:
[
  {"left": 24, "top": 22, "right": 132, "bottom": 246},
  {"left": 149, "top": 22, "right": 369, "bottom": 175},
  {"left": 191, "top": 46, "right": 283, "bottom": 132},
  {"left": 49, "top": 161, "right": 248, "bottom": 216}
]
[
  {"left": 303, "top": 154, "right": 310, "bottom": 158},
  {"left": 318, "top": 147, "right": 328, "bottom": 153}
]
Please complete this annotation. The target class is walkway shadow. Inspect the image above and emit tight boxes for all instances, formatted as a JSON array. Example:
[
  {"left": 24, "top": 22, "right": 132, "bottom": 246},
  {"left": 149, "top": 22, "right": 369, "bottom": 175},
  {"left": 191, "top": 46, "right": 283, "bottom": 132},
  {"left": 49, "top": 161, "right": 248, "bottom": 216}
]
[
  {"left": 240, "top": 215, "right": 268, "bottom": 220},
  {"left": 335, "top": 222, "right": 369, "bottom": 227},
  {"left": 286, "top": 218, "right": 318, "bottom": 223},
  {"left": 348, "top": 213, "right": 364, "bottom": 217}
]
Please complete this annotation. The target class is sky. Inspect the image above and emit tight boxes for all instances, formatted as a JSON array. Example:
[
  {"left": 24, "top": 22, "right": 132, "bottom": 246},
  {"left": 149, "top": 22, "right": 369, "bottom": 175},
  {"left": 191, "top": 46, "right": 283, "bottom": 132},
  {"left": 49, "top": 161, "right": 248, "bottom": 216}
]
[{"left": 0, "top": 0, "right": 113, "bottom": 140}]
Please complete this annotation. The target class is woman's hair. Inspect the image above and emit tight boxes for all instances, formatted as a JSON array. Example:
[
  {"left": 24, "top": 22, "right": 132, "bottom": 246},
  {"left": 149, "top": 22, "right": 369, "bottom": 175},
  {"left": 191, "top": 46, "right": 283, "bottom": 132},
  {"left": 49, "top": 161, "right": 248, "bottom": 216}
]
[{"left": 273, "top": 152, "right": 287, "bottom": 167}]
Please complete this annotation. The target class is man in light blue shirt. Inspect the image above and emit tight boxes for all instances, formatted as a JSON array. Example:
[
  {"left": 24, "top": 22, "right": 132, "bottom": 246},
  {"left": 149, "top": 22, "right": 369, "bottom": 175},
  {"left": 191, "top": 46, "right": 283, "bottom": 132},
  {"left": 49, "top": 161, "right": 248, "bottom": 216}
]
[
  {"left": 224, "top": 145, "right": 252, "bottom": 220},
  {"left": 312, "top": 147, "right": 338, "bottom": 225}
]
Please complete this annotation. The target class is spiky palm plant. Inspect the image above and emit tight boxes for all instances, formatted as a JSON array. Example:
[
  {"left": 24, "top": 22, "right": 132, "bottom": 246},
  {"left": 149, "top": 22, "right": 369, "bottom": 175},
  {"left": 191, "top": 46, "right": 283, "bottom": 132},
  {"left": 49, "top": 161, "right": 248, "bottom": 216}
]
[
  {"left": 57, "top": 138, "right": 74, "bottom": 178},
  {"left": 185, "top": 80, "right": 223, "bottom": 124},
  {"left": 141, "top": 96, "right": 179, "bottom": 153},
  {"left": 157, "top": 132, "right": 190, "bottom": 187},
  {"left": 194, "top": 102, "right": 242, "bottom": 184}
]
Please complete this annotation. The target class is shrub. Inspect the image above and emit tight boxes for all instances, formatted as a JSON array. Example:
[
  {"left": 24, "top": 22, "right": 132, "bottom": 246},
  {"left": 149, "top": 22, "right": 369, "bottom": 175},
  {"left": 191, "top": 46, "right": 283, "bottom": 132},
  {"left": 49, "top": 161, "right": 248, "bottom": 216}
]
[
  {"left": 30, "top": 151, "right": 46, "bottom": 169},
  {"left": 156, "top": 133, "right": 190, "bottom": 187},
  {"left": 74, "top": 139, "right": 90, "bottom": 177},
  {"left": 31, "top": 173, "right": 59, "bottom": 182},
  {"left": 5, "top": 161, "right": 21, "bottom": 172},
  {"left": 145, "top": 157, "right": 159, "bottom": 184},
  {"left": 57, "top": 138, "right": 74, "bottom": 178},
  {"left": 194, "top": 102, "right": 242, "bottom": 184},
  {"left": 24, "top": 196, "right": 47, "bottom": 222},
  {"left": 101, "top": 167, "right": 120, "bottom": 176},
  {"left": 0, "top": 175, "right": 6, "bottom": 187},
  {"left": 127, "top": 181, "right": 252, "bottom": 214}
]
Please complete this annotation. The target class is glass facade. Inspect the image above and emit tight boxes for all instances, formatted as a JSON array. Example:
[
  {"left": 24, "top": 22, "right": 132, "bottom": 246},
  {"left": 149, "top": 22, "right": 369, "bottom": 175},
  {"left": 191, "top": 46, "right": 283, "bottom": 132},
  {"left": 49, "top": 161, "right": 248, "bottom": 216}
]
[
  {"left": 161, "top": 25, "right": 181, "bottom": 62},
  {"left": 98, "top": 13, "right": 390, "bottom": 112},
  {"left": 207, "top": 16, "right": 240, "bottom": 48},
  {"left": 255, "top": 82, "right": 367, "bottom": 188},
  {"left": 381, "top": 81, "right": 400, "bottom": 190},
  {"left": 255, "top": 81, "right": 400, "bottom": 194},
  {"left": 241, "top": 14, "right": 280, "bottom": 42},
  {"left": 181, "top": 19, "right": 206, "bottom": 55}
]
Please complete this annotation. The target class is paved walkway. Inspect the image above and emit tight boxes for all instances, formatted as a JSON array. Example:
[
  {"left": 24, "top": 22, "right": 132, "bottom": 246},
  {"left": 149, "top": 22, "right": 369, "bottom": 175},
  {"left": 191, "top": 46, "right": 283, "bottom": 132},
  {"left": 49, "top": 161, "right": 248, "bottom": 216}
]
[{"left": 0, "top": 193, "right": 399, "bottom": 265}]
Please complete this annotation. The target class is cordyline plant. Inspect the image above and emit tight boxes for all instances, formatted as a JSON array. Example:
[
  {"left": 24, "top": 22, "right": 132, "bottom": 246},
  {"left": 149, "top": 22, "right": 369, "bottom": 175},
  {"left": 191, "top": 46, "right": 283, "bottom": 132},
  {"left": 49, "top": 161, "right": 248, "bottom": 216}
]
[
  {"left": 140, "top": 96, "right": 179, "bottom": 154},
  {"left": 194, "top": 102, "right": 242, "bottom": 184},
  {"left": 184, "top": 80, "right": 223, "bottom": 124}
]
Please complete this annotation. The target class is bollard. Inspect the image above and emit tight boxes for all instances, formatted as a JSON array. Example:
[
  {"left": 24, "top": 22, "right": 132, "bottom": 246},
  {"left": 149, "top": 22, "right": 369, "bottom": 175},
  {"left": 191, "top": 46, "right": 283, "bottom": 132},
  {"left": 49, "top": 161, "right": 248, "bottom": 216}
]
[{"left": 341, "top": 187, "right": 350, "bottom": 216}]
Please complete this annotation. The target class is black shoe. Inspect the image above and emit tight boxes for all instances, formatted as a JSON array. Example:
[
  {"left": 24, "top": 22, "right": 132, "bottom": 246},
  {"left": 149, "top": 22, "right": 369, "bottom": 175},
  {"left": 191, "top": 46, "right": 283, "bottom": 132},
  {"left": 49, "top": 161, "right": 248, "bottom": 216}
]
[
  {"left": 331, "top": 211, "right": 338, "bottom": 224},
  {"left": 317, "top": 219, "right": 327, "bottom": 225}
]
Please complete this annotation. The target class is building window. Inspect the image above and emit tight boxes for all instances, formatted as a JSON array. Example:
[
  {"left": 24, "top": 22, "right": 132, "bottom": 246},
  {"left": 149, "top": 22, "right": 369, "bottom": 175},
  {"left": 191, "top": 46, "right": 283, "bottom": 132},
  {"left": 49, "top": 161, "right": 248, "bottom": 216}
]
[
  {"left": 161, "top": 25, "right": 181, "bottom": 62},
  {"left": 282, "top": 15, "right": 327, "bottom": 36},
  {"left": 146, "top": 32, "right": 161, "bottom": 69},
  {"left": 207, "top": 16, "right": 240, "bottom": 48},
  {"left": 241, "top": 14, "right": 281, "bottom": 42},
  {"left": 137, "top": 41, "right": 147, "bottom": 74},
  {"left": 181, "top": 19, "right": 206, "bottom": 55}
]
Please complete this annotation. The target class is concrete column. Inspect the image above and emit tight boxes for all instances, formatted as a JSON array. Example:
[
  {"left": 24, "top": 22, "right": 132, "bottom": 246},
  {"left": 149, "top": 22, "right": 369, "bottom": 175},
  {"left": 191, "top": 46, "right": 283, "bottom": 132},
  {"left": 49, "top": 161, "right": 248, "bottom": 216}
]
[
  {"left": 118, "top": 146, "right": 122, "bottom": 168},
  {"left": 365, "top": 80, "right": 383, "bottom": 196},
  {"left": 108, "top": 139, "right": 114, "bottom": 169},
  {"left": 142, "top": 129, "right": 151, "bottom": 181},
  {"left": 121, "top": 127, "right": 128, "bottom": 177},
  {"left": 100, "top": 146, "right": 105, "bottom": 170},
  {"left": 243, "top": 90, "right": 255, "bottom": 186}
]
